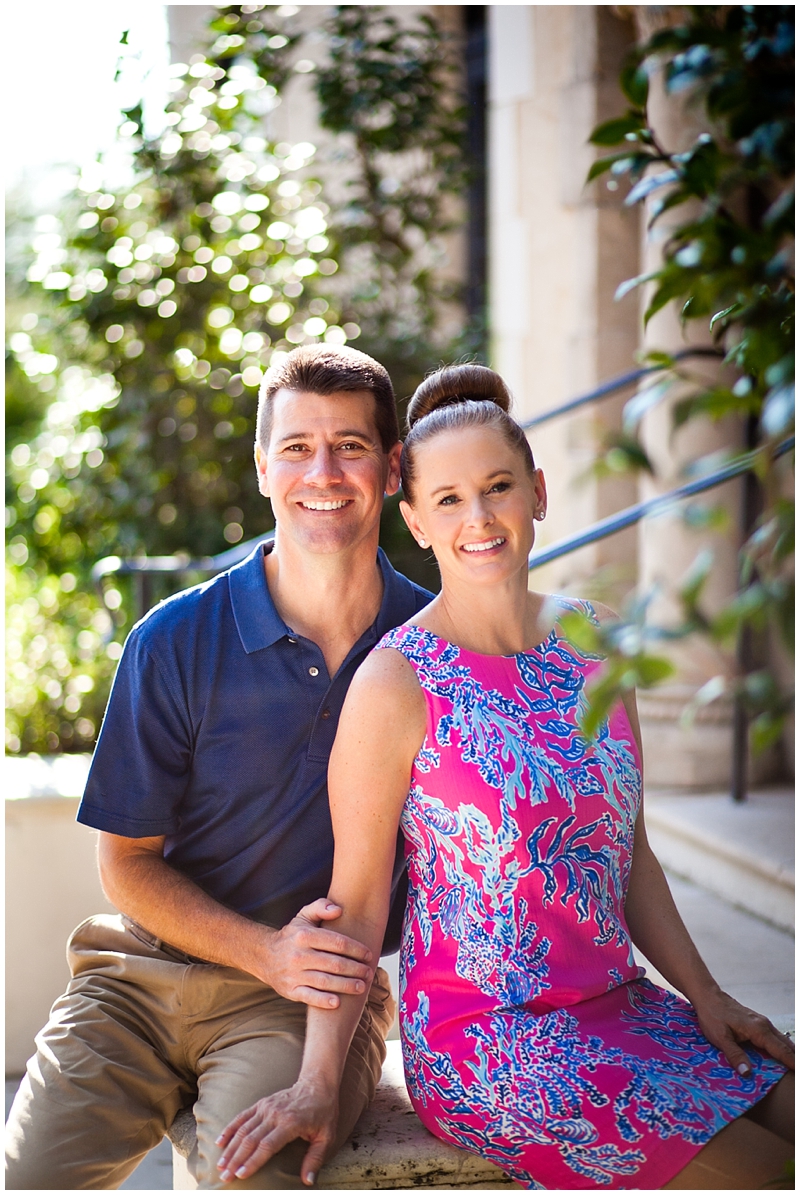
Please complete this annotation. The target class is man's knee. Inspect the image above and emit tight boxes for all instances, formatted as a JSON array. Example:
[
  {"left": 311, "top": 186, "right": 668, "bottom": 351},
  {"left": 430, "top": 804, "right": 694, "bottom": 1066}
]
[{"left": 188, "top": 1138, "right": 308, "bottom": 1190}]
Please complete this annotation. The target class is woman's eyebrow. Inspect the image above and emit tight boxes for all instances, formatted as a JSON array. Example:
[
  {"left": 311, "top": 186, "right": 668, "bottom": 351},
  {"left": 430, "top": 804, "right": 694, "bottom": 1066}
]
[{"left": 429, "top": 469, "right": 513, "bottom": 496}]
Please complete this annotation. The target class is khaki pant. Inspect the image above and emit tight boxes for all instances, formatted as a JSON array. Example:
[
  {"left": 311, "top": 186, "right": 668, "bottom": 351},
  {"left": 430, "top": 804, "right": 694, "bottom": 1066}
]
[{"left": 5, "top": 914, "right": 394, "bottom": 1190}]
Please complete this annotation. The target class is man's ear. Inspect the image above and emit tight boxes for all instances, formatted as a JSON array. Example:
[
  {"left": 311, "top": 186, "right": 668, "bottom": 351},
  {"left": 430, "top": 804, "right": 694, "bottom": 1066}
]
[
  {"left": 384, "top": 441, "right": 402, "bottom": 497},
  {"left": 254, "top": 444, "right": 269, "bottom": 498}
]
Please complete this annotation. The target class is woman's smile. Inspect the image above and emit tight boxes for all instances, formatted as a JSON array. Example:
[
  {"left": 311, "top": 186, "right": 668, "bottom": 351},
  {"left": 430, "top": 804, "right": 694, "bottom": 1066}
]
[{"left": 460, "top": 535, "right": 507, "bottom": 554}]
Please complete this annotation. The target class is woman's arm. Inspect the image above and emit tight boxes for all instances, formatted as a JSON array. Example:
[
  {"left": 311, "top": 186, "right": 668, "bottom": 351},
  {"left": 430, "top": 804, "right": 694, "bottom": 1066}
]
[
  {"left": 589, "top": 605, "right": 793, "bottom": 1075},
  {"left": 216, "top": 648, "right": 426, "bottom": 1185},
  {"left": 618, "top": 685, "right": 794, "bottom": 1077}
]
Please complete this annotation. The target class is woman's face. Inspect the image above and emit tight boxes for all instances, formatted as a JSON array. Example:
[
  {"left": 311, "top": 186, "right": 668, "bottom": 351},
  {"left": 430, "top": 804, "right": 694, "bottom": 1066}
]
[{"left": 400, "top": 424, "right": 546, "bottom": 587}]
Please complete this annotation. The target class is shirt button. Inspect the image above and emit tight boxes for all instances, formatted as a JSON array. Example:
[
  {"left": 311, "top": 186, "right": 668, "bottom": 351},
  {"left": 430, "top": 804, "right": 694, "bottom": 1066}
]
[
  {"left": 287, "top": 637, "right": 297, "bottom": 644},
  {"left": 309, "top": 666, "right": 319, "bottom": 677},
  {"left": 321, "top": 708, "right": 331, "bottom": 720}
]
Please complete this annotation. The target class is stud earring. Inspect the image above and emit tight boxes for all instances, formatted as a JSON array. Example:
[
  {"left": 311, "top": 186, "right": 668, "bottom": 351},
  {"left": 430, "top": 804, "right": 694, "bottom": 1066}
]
[
  {"left": 535, "top": 511, "right": 545, "bottom": 521},
  {"left": 419, "top": 539, "right": 428, "bottom": 548}
]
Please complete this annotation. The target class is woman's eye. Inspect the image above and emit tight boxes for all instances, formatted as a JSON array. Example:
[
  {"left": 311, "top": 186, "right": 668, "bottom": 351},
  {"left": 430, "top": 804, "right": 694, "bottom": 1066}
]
[
  {"left": 439, "top": 494, "right": 459, "bottom": 506},
  {"left": 489, "top": 481, "right": 511, "bottom": 494}
]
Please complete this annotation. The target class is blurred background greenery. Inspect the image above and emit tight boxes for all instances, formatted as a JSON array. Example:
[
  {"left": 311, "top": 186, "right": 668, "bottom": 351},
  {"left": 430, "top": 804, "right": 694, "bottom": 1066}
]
[
  {"left": 6, "top": 4, "right": 794, "bottom": 769},
  {"left": 7, "top": 5, "right": 472, "bottom": 754}
]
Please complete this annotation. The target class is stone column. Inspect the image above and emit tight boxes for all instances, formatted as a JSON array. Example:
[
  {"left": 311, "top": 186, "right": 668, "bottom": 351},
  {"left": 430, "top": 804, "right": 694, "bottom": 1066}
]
[
  {"left": 488, "top": 6, "right": 641, "bottom": 607},
  {"left": 631, "top": 8, "right": 779, "bottom": 788}
]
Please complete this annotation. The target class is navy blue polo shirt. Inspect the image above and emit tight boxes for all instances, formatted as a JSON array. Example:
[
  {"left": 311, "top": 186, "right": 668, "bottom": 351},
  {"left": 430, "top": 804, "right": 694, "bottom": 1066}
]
[{"left": 78, "top": 542, "right": 432, "bottom": 950}]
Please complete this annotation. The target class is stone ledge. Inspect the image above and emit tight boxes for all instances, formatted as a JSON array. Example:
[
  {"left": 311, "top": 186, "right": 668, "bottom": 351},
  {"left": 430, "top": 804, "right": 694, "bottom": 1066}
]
[
  {"left": 171, "top": 1040, "right": 521, "bottom": 1190},
  {"left": 4, "top": 753, "right": 92, "bottom": 800},
  {"left": 645, "top": 790, "right": 794, "bottom": 932}
]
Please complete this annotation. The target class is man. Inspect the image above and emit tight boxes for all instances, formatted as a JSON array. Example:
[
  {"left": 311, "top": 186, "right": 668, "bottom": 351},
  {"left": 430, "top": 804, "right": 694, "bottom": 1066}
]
[{"left": 5, "top": 345, "right": 432, "bottom": 1190}]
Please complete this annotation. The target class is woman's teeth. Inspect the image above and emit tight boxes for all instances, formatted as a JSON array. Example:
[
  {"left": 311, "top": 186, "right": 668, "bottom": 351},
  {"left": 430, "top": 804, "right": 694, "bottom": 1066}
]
[{"left": 461, "top": 537, "right": 506, "bottom": 553}]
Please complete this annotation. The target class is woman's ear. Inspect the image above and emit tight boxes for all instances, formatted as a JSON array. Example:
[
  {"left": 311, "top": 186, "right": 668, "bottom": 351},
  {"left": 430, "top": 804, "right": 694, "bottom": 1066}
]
[
  {"left": 399, "top": 499, "right": 427, "bottom": 548},
  {"left": 533, "top": 467, "right": 547, "bottom": 520}
]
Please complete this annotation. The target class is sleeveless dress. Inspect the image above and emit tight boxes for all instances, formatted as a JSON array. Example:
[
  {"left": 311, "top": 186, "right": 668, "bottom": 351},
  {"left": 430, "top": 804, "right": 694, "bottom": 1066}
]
[{"left": 375, "top": 605, "right": 785, "bottom": 1190}]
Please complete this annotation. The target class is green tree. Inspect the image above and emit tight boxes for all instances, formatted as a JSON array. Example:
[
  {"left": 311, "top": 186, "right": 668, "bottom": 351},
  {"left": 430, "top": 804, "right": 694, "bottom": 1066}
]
[
  {"left": 6, "top": 4, "right": 467, "bottom": 753},
  {"left": 568, "top": 5, "right": 794, "bottom": 752}
]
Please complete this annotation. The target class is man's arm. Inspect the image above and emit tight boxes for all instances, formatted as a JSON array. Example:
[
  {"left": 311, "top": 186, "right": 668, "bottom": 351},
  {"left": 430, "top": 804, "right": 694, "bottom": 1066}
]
[
  {"left": 97, "top": 833, "right": 373, "bottom": 1008},
  {"left": 215, "top": 648, "right": 425, "bottom": 1185}
]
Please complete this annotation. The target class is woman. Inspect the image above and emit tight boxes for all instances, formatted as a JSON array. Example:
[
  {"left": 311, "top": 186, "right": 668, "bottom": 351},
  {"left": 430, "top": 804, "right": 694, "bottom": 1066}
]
[{"left": 218, "top": 365, "right": 793, "bottom": 1189}]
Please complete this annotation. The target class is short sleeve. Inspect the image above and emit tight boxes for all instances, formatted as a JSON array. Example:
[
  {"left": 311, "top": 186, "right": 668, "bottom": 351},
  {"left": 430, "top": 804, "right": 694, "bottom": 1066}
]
[{"left": 77, "top": 625, "right": 193, "bottom": 837}]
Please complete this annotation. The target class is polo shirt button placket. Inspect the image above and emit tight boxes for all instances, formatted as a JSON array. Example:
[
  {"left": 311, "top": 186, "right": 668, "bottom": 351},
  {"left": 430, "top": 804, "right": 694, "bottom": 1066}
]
[{"left": 308, "top": 666, "right": 319, "bottom": 677}]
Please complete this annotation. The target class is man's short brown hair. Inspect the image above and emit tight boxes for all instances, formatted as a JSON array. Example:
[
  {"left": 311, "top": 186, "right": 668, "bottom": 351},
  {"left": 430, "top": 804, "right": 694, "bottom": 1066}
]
[{"left": 255, "top": 344, "right": 399, "bottom": 452}]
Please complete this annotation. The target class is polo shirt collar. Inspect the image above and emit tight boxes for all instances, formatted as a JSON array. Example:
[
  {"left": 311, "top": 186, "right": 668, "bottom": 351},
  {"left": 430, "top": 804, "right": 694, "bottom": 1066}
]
[
  {"left": 227, "top": 541, "right": 287, "bottom": 653},
  {"left": 228, "top": 540, "right": 417, "bottom": 655}
]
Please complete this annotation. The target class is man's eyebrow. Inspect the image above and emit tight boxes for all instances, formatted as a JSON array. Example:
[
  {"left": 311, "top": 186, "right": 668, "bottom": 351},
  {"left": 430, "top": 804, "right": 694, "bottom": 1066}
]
[
  {"left": 429, "top": 469, "right": 513, "bottom": 496},
  {"left": 275, "top": 429, "right": 376, "bottom": 445}
]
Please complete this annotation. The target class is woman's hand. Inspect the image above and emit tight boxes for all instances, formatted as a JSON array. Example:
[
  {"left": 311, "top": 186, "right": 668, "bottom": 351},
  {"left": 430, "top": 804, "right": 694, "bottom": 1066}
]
[
  {"left": 692, "top": 987, "right": 795, "bottom": 1076},
  {"left": 216, "top": 1078, "right": 338, "bottom": 1186}
]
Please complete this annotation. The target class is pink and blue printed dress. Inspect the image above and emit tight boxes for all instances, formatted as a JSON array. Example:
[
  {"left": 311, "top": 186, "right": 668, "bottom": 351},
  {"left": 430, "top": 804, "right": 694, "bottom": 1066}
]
[{"left": 375, "top": 603, "right": 785, "bottom": 1190}]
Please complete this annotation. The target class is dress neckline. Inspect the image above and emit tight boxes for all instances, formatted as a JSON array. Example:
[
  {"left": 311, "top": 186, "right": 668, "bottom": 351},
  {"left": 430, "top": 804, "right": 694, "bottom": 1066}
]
[
  {"left": 404, "top": 620, "right": 563, "bottom": 662},
  {"left": 398, "top": 596, "right": 594, "bottom": 662}
]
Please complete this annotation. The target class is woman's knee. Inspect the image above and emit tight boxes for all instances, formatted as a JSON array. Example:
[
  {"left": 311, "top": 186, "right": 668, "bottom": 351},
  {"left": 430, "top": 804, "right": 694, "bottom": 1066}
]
[
  {"left": 744, "top": 1070, "right": 794, "bottom": 1143},
  {"left": 663, "top": 1114, "right": 793, "bottom": 1189}
]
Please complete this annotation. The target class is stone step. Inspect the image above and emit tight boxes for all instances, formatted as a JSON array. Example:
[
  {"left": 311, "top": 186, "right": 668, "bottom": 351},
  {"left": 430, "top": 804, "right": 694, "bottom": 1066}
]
[
  {"left": 171, "top": 1040, "right": 520, "bottom": 1190},
  {"left": 645, "top": 788, "right": 794, "bottom": 933}
]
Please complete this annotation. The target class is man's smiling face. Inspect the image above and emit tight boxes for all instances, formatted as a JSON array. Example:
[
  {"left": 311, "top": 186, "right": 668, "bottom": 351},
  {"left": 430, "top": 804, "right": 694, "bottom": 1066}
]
[{"left": 255, "top": 387, "right": 401, "bottom": 556}]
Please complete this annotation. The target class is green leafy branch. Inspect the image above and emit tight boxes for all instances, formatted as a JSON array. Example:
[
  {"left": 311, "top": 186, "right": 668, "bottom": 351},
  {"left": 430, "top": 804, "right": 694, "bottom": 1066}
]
[{"left": 578, "top": 6, "right": 794, "bottom": 753}]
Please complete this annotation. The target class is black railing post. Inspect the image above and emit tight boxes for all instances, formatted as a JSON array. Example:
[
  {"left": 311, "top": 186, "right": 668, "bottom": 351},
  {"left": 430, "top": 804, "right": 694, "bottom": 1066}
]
[
  {"left": 731, "top": 413, "right": 763, "bottom": 803},
  {"left": 731, "top": 629, "right": 751, "bottom": 803},
  {"left": 464, "top": 5, "right": 488, "bottom": 340},
  {"left": 135, "top": 573, "right": 152, "bottom": 621}
]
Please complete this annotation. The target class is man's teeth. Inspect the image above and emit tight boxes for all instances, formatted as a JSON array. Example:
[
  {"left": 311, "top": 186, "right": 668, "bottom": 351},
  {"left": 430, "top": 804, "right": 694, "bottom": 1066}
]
[
  {"left": 301, "top": 500, "right": 350, "bottom": 510},
  {"left": 462, "top": 537, "right": 505, "bottom": 553}
]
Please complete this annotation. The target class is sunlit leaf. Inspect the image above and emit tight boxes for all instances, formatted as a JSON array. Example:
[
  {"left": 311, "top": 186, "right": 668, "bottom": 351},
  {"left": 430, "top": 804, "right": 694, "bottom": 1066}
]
[
  {"left": 589, "top": 113, "right": 645, "bottom": 146},
  {"left": 620, "top": 61, "right": 649, "bottom": 108},
  {"left": 625, "top": 169, "right": 680, "bottom": 206}
]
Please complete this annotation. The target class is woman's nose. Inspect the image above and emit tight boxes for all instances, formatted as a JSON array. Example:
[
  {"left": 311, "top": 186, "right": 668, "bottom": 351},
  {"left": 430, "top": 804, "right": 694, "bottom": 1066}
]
[{"left": 465, "top": 495, "right": 493, "bottom": 526}]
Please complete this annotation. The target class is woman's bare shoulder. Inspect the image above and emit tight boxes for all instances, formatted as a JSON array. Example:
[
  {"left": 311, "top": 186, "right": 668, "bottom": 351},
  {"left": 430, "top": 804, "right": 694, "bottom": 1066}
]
[
  {"left": 336, "top": 645, "right": 426, "bottom": 767},
  {"left": 347, "top": 644, "right": 424, "bottom": 719},
  {"left": 586, "top": 599, "right": 620, "bottom": 625}
]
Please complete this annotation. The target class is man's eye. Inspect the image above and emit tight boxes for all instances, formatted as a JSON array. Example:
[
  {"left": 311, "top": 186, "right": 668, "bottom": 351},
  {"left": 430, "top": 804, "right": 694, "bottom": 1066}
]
[
  {"left": 339, "top": 441, "right": 365, "bottom": 452},
  {"left": 285, "top": 444, "right": 308, "bottom": 453}
]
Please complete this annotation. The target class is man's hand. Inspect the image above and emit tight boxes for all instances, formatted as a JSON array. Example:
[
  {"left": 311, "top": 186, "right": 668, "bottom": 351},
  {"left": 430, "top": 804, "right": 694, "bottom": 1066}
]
[
  {"left": 216, "top": 1078, "right": 338, "bottom": 1186},
  {"left": 260, "top": 899, "right": 374, "bottom": 1009}
]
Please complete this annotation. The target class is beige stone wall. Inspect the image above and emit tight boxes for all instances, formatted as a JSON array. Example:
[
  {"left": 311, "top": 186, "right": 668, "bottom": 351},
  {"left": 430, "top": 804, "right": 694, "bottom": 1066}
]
[
  {"left": 488, "top": 6, "right": 641, "bottom": 603},
  {"left": 5, "top": 797, "right": 116, "bottom": 1075}
]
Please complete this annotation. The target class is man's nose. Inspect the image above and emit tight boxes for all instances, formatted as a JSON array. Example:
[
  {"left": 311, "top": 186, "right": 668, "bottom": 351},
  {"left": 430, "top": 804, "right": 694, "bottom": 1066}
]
[{"left": 304, "top": 446, "right": 343, "bottom": 485}]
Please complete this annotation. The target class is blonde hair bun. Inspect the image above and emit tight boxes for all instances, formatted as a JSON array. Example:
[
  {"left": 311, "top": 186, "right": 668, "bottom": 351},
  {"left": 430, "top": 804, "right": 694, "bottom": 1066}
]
[{"left": 406, "top": 363, "right": 512, "bottom": 430}]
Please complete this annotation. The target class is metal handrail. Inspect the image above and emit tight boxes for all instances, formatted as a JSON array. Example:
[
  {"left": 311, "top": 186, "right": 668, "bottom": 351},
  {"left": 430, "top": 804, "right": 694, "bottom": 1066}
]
[
  {"left": 528, "top": 437, "right": 794, "bottom": 571},
  {"left": 91, "top": 532, "right": 274, "bottom": 586},
  {"left": 521, "top": 347, "right": 723, "bottom": 431},
  {"left": 90, "top": 347, "right": 725, "bottom": 599}
]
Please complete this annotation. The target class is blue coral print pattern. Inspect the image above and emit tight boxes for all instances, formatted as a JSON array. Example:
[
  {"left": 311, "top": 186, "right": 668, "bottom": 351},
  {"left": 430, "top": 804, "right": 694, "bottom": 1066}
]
[{"left": 376, "top": 611, "right": 785, "bottom": 1189}]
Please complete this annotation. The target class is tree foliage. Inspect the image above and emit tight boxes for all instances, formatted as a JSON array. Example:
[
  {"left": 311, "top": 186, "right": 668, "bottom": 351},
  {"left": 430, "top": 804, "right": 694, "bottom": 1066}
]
[
  {"left": 6, "top": 4, "right": 466, "bottom": 753},
  {"left": 574, "top": 5, "right": 794, "bottom": 752}
]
